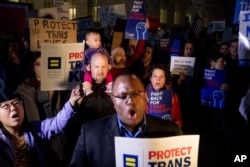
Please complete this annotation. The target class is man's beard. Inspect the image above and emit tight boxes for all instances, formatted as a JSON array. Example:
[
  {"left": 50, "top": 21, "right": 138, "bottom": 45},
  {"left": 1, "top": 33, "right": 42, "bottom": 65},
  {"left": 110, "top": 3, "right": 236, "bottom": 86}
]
[{"left": 115, "top": 60, "right": 126, "bottom": 68}]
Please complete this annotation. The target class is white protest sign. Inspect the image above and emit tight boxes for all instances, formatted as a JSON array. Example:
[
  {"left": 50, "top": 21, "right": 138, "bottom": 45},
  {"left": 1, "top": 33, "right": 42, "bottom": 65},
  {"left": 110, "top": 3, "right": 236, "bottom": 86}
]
[
  {"left": 41, "top": 42, "right": 84, "bottom": 90},
  {"left": 115, "top": 135, "right": 199, "bottom": 167},
  {"left": 170, "top": 56, "right": 196, "bottom": 76},
  {"left": 207, "top": 20, "right": 225, "bottom": 34},
  {"left": 53, "top": 0, "right": 69, "bottom": 20},
  {"left": 238, "top": 10, "right": 250, "bottom": 67}
]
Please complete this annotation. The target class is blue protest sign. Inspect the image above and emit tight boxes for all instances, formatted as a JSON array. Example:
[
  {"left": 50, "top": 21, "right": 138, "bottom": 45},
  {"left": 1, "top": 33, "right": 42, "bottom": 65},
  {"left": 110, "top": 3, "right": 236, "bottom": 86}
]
[
  {"left": 125, "top": 0, "right": 148, "bottom": 40},
  {"left": 201, "top": 69, "right": 227, "bottom": 108},
  {"left": 233, "top": 0, "right": 250, "bottom": 24}
]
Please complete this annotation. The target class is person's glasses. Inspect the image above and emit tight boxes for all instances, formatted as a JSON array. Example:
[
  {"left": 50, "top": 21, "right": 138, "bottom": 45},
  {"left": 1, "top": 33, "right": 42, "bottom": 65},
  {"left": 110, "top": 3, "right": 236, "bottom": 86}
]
[
  {"left": 0, "top": 100, "right": 23, "bottom": 110},
  {"left": 111, "top": 90, "right": 144, "bottom": 100}
]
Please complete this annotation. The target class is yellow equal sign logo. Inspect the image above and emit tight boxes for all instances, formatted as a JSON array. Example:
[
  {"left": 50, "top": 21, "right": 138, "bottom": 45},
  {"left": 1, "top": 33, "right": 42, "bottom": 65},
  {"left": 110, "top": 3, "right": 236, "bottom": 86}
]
[
  {"left": 123, "top": 154, "right": 138, "bottom": 167},
  {"left": 48, "top": 57, "right": 61, "bottom": 69}
]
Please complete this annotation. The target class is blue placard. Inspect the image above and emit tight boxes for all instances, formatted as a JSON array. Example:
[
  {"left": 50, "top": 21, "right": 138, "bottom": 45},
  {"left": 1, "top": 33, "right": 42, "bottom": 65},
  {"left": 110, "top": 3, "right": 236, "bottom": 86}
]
[
  {"left": 233, "top": 0, "right": 250, "bottom": 24},
  {"left": 169, "top": 37, "right": 181, "bottom": 56},
  {"left": 124, "top": 0, "right": 148, "bottom": 40},
  {"left": 201, "top": 69, "right": 227, "bottom": 108}
]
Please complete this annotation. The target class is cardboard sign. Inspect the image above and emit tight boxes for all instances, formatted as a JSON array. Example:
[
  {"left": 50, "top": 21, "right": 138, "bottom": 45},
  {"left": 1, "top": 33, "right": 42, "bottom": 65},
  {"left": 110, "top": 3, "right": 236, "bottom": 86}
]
[
  {"left": 29, "top": 18, "right": 77, "bottom": 51},
  {"left": 170, "top": 56, "right": 196, "bottom": 76},
  {"left": 41, "top": 42, "right": 84, "bottom": 90},
  {"left": 115, "top": 135, "right": 200, "bottom": 167}
]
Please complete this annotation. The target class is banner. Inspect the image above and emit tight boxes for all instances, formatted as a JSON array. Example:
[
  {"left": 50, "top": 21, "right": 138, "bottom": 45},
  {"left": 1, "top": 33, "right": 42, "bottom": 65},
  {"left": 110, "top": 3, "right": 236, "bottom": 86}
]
[
  {"left": 200, "top": 69, "right": 227, "bottom": 108},
  {"left": 29, "top": 18, "right": 77, "bottom": 51},
  {"left": 170, "top": 56, "right": 196, "bottom": 76},
  {"left": 98, "top": 3, "right": 126, "bottom": 28},
  {"left": 41, "top": 42, "right": 84, "bottom": 90},
  {"left": 238, "top": 10, "right": 250, "bottom": 67},
  {"left": 115, "top": 135, "right": 200, "bottom": 167},
  {"left": 233, "top": 0, "right": 250, "bottom": 24},
  {"left": 125, "top": 0, "right": 148, "bottom": 40}
]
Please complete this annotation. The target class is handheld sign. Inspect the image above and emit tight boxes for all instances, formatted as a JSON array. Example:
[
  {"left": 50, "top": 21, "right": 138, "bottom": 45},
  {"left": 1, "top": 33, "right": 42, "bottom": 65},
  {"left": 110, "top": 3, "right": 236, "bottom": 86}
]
[
  {"left": 170, "top": 56, "right": 196, "bottom": 76},
  {"left": 115, "top": 135, "right": 200, "bottom": 167},
  {"left": 41, "top": 42, "right": 84, "bottom": 91},
  {"left": 29, "top": 18, "right": 77, "bottom": 51},
  {"left": 201, "top": 69, "right": 227, "bottom": 108},
  {"left": 125, "top": 0, "right": 148, "bottom": 40},
  {"left": 238, "top": 10, "right": 250, "bottom": 67}
]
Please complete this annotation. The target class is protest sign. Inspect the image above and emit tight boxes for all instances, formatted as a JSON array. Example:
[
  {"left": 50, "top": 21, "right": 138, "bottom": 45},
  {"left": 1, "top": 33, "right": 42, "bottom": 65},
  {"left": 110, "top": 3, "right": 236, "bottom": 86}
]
[
  {"left": 53, "top": 0, "right": 69, "bottom": 20},
  {"left": 75, "top": 16, "right": 94, "bottom": 42},
  {"left": 98, "top": 3, "right": 126, "bottom": 28},
  {"left": 38, "top": 7, "right": 59, "bottom": 19},
  {"left": 146, "top": 85, "right": 172, "bottom": 121},
  {"left": 201, "top": 69, "right": 227, "bottom": 108},
  {"left": 169, "top": 37, "right": 181, "bottom": 56},
  {"left": 41, "top": 42, "right": 84, "bottom": 91},
  {"left": 29, "top": 18, "right": 77, "bottom": 51},
  {"left": 112, "top": 31, "right": 124, "bottom": 49},
  {"left": 238, "top": 10, "right": 250, "bottom": 67},
  {"left": 115, "top": 135, "right": 199, "bottom": 167},
  {"left": 207, "top": 20, "right": 225, "bottom": 34},
  {"left": 170, "top": 56, "right": 196, "bottom": 76},
  {"left": 125, "top": 0, "right": 148, "bottom": 40},
  {"left": 233, "top": 0, "right": 250, "bottom": 24}
]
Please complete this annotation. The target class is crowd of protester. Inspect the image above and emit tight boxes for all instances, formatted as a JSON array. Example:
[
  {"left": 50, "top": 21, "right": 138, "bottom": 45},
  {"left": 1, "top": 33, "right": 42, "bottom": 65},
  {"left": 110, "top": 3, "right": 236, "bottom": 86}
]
[{"left": 0, "top": 21, "right": 250, "bottom": 167}]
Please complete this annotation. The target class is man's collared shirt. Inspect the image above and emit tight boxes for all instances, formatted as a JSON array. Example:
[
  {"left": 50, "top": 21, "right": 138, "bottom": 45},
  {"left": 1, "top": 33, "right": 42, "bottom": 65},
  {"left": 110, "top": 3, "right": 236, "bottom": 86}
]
[{"left": 117, "top": 114, "right": 146, "bottom": 138}]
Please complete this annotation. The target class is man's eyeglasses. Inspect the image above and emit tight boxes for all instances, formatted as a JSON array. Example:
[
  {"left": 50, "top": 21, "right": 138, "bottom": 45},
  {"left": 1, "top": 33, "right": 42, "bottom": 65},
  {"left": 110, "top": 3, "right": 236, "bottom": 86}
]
[
  {"left": 0, "top": 100, "right": 23, "bottom": 110},
  {"left": 111, "top": 90, "right": 145, "bottom": 100}
]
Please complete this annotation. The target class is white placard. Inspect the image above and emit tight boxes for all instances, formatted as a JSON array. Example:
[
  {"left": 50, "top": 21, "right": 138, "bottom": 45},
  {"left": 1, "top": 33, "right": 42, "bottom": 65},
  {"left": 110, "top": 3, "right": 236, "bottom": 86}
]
[
  {"left": 238, "top": 10, "right": 250, "bottom": 67},
  {"left": 41, "top": 42, "right": 85, "bottom": 90},
  {"left": 115, "top": 135, "right": 199, "bottom": 167},
  {"left": 170, "top": 56, "right": 196, "bottom": 76}
]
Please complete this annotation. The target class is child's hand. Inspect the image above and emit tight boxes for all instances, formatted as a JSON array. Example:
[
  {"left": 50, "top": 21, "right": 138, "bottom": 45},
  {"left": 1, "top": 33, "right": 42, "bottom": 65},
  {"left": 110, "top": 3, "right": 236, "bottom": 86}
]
[{"left": 69, "top": 84, "right": 84, "bottom": 107}]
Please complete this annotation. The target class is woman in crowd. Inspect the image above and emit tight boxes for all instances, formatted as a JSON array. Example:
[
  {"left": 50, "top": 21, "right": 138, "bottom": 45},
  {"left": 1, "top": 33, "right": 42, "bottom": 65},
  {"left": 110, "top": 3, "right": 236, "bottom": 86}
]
[
  {"left": 146, "top": 64, "right": 182, "bottom": 128},
  {"left": 0, "top": 84, "right": 83, "bottom": 167},
  {"left": 15, "top": 52, "right": 69, "bottom": 164}
]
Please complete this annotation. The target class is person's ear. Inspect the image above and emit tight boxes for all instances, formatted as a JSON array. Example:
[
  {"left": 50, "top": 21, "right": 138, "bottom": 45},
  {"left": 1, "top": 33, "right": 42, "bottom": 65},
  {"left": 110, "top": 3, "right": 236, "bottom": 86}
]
[
  {"left": 86, "top": 40, "right": 90, "bottom": 46},
  {"left": 86, "top": 64, "right": 91, "bottom": 71}
]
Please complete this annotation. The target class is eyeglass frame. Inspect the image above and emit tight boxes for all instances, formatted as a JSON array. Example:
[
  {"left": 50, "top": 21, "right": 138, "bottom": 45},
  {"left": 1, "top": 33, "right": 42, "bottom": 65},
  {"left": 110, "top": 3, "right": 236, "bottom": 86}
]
[
  {"left": 111, "top": 90, "right": 145, "bottom": 100},
  {"left": 0, "top": 99, "right": 23, "bottom": 110}
]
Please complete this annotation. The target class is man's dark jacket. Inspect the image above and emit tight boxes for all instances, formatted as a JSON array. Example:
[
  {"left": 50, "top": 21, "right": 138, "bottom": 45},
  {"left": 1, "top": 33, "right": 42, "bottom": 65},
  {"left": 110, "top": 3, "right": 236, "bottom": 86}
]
[{"left": 69, "top": 114, "right": 183, "bottom": 167}]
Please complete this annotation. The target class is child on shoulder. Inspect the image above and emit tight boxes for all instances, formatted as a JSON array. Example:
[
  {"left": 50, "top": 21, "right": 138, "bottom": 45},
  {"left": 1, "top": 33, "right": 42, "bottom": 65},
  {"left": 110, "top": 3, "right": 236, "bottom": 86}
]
[{"left": 82, "top": 29, "right": 113, "bottom": 95}]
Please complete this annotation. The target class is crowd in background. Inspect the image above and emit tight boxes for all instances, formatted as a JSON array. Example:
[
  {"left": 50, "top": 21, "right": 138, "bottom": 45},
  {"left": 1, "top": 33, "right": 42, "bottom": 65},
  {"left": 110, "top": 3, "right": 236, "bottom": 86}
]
[{"left": 0, "top": 21, "right": 250, "bottom": 166}]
